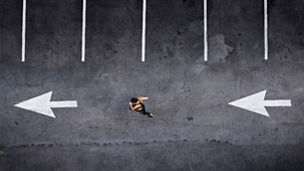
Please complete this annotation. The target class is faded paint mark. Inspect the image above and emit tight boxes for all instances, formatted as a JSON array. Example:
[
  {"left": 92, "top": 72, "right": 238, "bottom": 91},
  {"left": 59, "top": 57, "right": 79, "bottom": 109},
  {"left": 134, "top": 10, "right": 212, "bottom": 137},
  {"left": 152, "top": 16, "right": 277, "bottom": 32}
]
[{"left": 209, "top": 34, "right": 233, "bottom": 63}]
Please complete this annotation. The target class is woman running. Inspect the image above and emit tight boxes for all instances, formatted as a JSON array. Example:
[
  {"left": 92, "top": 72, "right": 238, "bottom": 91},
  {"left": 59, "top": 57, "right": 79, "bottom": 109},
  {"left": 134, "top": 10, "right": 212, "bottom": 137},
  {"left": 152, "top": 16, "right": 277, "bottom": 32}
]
[{"left": 129, "top": 97, "right": 156, "bottom": 118}]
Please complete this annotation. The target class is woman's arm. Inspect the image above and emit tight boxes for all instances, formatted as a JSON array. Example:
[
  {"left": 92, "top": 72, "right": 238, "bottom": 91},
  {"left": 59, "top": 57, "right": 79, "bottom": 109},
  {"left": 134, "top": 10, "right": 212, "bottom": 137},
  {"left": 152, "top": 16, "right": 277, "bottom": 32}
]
[
  {"left": 129, "top": 102, "right": 141, "bottom": 111},
  {"left": 129, "top": 102, "right": 135, "bottom": 110},
  {"left": 138, "top": 97, "right": 149, "bottom": 103}
]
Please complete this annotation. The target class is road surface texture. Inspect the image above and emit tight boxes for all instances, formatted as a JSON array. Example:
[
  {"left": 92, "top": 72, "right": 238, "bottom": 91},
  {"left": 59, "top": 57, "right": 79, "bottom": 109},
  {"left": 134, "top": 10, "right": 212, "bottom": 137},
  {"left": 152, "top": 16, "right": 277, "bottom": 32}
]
[{"left": 0, "top": 0, "right": 304, "bottom": 170}]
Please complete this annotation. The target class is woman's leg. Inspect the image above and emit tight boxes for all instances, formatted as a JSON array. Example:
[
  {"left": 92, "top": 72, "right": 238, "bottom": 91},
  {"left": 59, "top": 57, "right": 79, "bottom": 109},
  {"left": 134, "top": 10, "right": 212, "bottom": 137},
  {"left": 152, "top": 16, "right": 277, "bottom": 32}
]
[
  {"left": 140, "top": 108, "right": 155, "bottom": 117},
  {"left": 140, "top": 105, "right": 155, "bottom": 117}
]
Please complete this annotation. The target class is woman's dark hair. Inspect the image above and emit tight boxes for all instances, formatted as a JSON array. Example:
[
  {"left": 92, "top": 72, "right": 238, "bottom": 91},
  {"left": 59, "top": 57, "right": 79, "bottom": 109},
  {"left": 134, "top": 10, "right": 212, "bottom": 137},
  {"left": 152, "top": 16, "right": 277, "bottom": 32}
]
[{"left": 131, "top": 98, "right": 139, "bottom": 103}]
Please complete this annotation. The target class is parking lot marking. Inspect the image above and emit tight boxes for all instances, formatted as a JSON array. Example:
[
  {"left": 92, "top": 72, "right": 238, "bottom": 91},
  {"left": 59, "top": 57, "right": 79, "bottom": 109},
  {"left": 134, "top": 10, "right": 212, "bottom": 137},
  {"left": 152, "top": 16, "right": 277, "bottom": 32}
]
[
  {"left": 22, "top": 0, "right": 27, "bottom": 62},
  {"left": 229, "top": 90, "right": 291, "bottom": 117},
  {"left": 204, "top": 0, "right": 208, "bottom": 62},
  {"left": 141, "top": 0, "right": 147, "bottom": 62},
  {"left": 15, "top": 91, "right": 78, "bottom": 118},
  {"left": 82, "top": 0, "right": 87, "bottom": 62}
]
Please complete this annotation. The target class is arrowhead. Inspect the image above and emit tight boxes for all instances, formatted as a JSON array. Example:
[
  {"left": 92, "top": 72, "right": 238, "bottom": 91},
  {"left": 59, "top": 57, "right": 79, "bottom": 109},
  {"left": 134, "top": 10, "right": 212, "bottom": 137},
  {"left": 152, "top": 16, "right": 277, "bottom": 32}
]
[
  {"left": 15, "top": 91, "right": 56, "bottom": 118},
  {"left": 229, "top": 90, "right": 269, "bottom": 117}
]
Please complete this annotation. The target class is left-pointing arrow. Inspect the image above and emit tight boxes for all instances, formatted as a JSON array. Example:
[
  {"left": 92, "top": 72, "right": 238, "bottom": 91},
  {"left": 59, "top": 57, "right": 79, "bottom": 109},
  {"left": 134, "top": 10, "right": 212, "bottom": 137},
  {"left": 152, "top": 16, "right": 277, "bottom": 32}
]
[
  {"left": 228, "top": 90, "right": 291, "bottom": 117},
  {"left": 14, "top": 91, "right": 78, "bottom": 118}
]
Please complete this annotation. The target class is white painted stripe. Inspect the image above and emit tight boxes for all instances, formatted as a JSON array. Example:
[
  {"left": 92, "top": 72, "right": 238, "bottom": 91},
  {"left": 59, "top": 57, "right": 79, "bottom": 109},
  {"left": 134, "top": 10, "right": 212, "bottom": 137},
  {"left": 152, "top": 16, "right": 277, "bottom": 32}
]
[
  {"left": 264, "top": 0, "right": 268, "bottom": 60},
  {"left": 81, "top": 0, "right": 87, "bottom": 62},
  {"left": 50, "top": 101, "right": 78, "bottom": 108},
  {"left": 141, "top": 0, "right": 147, "bottom": 62},
  {"left": 263, "top": 100, "right": 292, "bottom": 107},
  {"left": 22, "top": 0, "right": 27, "bottom": 62},
  {"left": 204, "top": 0, "right": 208, "bottom": 62}
]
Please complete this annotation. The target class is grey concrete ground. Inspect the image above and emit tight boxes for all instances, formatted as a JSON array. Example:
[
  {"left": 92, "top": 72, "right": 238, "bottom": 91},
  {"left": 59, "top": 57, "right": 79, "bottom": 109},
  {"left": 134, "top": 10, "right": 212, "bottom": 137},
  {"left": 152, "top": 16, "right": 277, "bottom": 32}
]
[{"left": 0, "top": 0, "right": 304, "bottom": 170}]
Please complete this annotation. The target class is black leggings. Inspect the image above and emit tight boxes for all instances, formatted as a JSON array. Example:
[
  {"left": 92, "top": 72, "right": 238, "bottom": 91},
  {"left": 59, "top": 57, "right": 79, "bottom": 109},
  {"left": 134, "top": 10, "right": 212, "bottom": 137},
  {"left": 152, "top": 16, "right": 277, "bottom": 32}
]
[{"left": 137, "top": 105, "right": 152, "bottom": 117}]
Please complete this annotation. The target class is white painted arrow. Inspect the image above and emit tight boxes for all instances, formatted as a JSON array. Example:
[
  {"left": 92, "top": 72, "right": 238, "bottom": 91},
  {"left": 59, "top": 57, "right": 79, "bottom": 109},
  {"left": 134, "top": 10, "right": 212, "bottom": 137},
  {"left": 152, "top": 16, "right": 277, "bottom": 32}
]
[
  {"left": 14, "top": 91, "right": 78, "bottom": 118},
  {"left": 228, "top": 90, "right": 291, "bottom": 117}
]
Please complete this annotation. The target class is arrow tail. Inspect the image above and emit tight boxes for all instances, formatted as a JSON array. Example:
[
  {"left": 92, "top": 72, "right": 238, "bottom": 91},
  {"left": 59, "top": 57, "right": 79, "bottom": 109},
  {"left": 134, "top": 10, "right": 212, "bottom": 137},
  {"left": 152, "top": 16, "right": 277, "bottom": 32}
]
[
  {"left": 50, "top": 101, "right": 78, "bottom": 108},
  {"left": 264, "top": 100, "right": 291, "bottom": 107}
]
